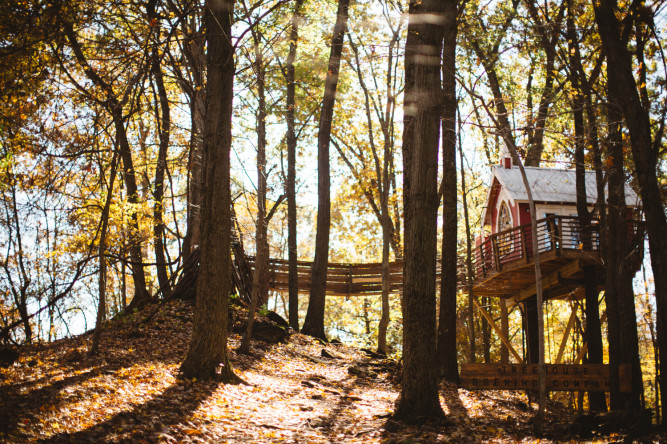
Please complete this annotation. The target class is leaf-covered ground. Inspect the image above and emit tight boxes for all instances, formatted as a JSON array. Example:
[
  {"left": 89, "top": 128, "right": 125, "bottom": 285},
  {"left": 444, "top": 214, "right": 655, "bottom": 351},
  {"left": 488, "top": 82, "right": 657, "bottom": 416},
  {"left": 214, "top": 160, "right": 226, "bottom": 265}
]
[{"left": 0, "top": 300, "right": 660, "bottom": 443}]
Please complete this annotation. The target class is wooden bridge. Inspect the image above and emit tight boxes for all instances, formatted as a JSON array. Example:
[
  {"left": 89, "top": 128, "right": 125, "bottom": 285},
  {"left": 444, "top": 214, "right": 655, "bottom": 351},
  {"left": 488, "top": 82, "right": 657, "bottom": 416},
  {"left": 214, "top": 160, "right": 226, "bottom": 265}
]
[
  {"left": 244, "top": 215, "right": 642, "bottom": 300},
  {"left": 246, "top": 257, "right": 448, "bottom": 297}
]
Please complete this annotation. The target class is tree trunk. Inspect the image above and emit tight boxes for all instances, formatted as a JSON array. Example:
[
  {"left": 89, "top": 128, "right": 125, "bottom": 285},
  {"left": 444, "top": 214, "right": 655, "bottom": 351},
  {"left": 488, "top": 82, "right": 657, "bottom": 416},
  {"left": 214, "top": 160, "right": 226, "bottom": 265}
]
[
  {"left": 6, "top": 173, "right": 32, "bottom": 343},
  {"left": 148, "top": 0, "right": 171, "bottom": 298},
  {"left": 393, "top": 0, "right": 446, "bottom": 424},
  {"left": 593, "top": 0, "right": 663, "bottom": 416},
  {"left": 503, "top": 140, "right": 545, "bottom": 431},
  {"left": 604, "top": 99, "right": 644, "bottom": 410},
  {"left": 180, "top": 0, "right": 238, "bottom": 383},
  {"left": 523, "top": 0, "right": 564, "bottom": 166},
  {"left": 112, "top": 107, "right": 151, "bottom": 309},
  {"left": 377, "top": 227, "right": 390, "bottom": 355},
  {"left": 181, "top": 11, "right": 205, "bottom": 259},
  {"left": 584, "top": 270, "right": 606, "bottom": 411},
  {"left": 62, "top": 24, "right": 150, "bottom": 309},
  {"left": 574, "top": 100, "right": 606, "bottom": 410},
  {"left": 436, "top": 0, "right": 459, "bottom": 383},
  {"left": 286, "top": 0, "right": 303, "bottom": 332},
  {"left": 91, "top": 153, "right": 119, "bottom": 354},
  {"left": 566, "top": 7, "right": 607, "bottom": 407},
  {"left": 461, "top": 147, "right": 476, "bottom": 363},
  {"left": 524, "top": 296, "right": 539, "bottom": 364},
  {"left": 240, "top": 37, "right": 269, "bottom": 355},
  {"left": 301, "top": 0, "right": 350, "bottom": 341}
]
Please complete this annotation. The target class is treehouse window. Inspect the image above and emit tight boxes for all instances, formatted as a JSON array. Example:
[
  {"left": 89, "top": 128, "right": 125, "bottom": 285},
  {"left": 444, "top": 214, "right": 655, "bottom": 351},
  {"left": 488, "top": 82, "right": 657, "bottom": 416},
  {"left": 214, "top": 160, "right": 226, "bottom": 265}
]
[{"left": 498, "top": 201, "right": 513, "bottom": 256}]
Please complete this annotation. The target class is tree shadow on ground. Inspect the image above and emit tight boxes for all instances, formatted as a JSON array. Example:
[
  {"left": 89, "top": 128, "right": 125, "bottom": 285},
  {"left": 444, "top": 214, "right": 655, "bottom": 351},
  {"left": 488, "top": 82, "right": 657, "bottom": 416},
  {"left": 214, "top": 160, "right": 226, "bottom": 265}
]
[
  {"left": 0, "top": 365, "right": 110, "bottom": 435},
  {"left": 378, "top": 382, "right": 470, "bottom": 442},
  {"left": 0, "top": 340, "right": 171, "bottom": 438},
  {"left": 310, "top": 383, "right": 354, "bottom": 434},
  {"left": 0, "top": 316, "right": 191, "bottom": 438},
  {"left": 231, "top": 341, "right": 270, "bottom": 372},
  {"left": 440, "top": 382, "right": 470, "bottom": 420},
  {"left": 38, "top": 378, "right": 219, "bottom": 443}
]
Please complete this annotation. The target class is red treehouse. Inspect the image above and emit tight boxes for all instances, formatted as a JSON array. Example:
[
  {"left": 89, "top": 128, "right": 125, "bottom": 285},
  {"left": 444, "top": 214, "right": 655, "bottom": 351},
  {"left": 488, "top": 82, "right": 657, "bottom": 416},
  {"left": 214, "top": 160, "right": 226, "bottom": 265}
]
[{"left": 468, "top": 147, "right": 642, "bottom": 371}]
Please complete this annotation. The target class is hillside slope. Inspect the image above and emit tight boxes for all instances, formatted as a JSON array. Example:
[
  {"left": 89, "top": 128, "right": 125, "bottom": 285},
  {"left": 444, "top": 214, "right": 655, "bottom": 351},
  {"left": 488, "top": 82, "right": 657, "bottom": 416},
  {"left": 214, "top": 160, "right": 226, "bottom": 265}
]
[{"left": 0, "top": 300, "right": 656, "bottom": 442}]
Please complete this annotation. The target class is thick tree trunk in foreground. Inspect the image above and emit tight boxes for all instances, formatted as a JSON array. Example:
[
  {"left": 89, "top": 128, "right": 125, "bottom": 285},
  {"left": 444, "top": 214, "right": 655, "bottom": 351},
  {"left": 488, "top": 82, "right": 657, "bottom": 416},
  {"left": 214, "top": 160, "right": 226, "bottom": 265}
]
[
  {"left": 301, "top": 0, "right": 350, "bottom": 341},
  {"left": 180, "top": 0, "right": 237, "bottom": 382},
  {"left": 394, "top": 0, "right": 446, "bottom": 423},
  {"left": 593, "top": 0, "right": 666, "bottom": 418},
  {"left": 436, "top": 0, "right": 459, "bottom": 383}
]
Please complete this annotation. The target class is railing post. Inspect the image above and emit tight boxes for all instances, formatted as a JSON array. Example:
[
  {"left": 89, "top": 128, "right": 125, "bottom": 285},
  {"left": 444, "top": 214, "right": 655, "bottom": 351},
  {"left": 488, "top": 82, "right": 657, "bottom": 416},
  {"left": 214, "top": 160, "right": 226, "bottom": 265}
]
[
  {"left": 521, "top": 225, "right": 529, "bottom": 263},
  {"left": 492, "top": 235, "right": 502, "bottom": 271},
  {"left": 480, "top": 244, "right": 487, "bottom": 277},
  {"left": 555, "top": 216, "right": 561, "bottom": 255},
  {"left": 548, "top": 217, "right": 558, "bottom": 254}
]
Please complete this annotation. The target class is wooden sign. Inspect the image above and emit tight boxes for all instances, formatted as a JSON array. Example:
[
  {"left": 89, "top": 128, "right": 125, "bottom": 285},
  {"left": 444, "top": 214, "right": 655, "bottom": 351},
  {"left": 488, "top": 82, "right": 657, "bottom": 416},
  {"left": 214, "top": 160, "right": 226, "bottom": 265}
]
[{"left": 461, "top": 363, "right": 631, "bottom": 393}]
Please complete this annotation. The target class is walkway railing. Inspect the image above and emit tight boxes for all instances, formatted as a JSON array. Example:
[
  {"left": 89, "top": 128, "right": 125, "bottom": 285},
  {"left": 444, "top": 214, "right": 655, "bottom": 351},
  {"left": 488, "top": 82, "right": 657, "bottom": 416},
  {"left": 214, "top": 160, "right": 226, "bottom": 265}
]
[
  {"left": 473, "top": 215, "right": 604, "bottom": 279},
  {"left": 246, "top": 257, "right": 467, "bottom": 297},
  {"left": 471, "top": 214, "right": 629, "bottom": 280}
]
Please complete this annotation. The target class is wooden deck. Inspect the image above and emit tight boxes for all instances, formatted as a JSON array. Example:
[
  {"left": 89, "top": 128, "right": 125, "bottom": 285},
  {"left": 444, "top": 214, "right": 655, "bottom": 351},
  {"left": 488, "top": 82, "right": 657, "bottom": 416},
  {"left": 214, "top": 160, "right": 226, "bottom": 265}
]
[{"left": 470, "top": 215, "right": 643, "bottom": 300}]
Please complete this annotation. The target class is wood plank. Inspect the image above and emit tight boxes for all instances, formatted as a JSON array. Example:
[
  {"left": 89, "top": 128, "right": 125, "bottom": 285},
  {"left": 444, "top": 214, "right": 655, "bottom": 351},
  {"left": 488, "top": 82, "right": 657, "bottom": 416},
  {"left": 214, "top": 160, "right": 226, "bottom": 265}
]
[
  {"left": 573, "top": 310, "right": 607, "bottom": 364},
  {"left": 474, "top": 299, "right": 523, "bottom": 362},
  {"left": 515, "top": 259, "right": 582, "bottom": 302},
  {"left": 461, "top": 363, "right": 631, "bottom": 392},
  {"left": 555, "top": 304, "right": 577, "bottom": 364}
]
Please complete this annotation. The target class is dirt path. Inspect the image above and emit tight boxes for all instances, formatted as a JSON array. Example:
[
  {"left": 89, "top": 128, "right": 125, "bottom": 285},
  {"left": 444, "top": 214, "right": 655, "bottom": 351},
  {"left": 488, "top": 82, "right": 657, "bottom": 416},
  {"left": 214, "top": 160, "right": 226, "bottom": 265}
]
[{"left": 0, "top": 300, "right": 651, "bottom": 442}]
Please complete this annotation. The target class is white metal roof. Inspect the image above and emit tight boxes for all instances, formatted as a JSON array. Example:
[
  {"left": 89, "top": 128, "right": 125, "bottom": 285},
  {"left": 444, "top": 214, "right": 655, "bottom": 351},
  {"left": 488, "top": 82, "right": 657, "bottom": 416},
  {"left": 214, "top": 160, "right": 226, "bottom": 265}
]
[{"left": 492, "top": 165, "right": 641, "bottom": 206}]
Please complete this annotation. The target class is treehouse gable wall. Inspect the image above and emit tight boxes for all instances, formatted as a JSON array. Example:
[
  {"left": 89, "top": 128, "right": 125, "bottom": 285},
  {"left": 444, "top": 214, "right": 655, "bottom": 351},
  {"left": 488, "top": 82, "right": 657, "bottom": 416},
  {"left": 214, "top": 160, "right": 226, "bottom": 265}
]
[
  {"left": 490, "top": 184, "right": 520, "bottom": 235},
  {"left": 488, "top": 181, "right": 585, "bottom": 235}
]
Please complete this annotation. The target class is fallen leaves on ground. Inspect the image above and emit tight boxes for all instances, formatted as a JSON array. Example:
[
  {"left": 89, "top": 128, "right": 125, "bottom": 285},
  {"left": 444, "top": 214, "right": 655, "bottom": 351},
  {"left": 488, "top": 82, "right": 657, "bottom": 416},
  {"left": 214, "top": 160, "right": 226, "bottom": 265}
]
[{"left": 0, "top": 301, "right": 659, "bottom": 443}]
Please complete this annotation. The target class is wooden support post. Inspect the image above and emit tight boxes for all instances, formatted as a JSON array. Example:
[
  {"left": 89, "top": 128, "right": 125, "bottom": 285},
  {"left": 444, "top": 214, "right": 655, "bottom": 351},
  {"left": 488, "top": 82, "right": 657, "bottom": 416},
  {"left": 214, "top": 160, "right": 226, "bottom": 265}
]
[
  {"left": 555, "top": 303, "right": 577, "bottom": 364},
  {"left": 575, "top": 342, "right": 588, "bottom": 364},
  {"left": 524, "top": 296, "right": 540, "bottom": 364},
  {"left": 500, "top": 298, "right": 510, "bottom": 364},
  {"left": 474, "top": 298, "right": 522, "bottom": 362}
]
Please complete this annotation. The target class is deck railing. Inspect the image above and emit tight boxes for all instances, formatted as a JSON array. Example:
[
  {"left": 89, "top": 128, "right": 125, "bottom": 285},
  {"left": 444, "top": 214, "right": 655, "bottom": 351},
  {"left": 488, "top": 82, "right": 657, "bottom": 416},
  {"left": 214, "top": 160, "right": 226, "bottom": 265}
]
[{"left": 473, "top": 215, "right": 603, "bottom": 278}]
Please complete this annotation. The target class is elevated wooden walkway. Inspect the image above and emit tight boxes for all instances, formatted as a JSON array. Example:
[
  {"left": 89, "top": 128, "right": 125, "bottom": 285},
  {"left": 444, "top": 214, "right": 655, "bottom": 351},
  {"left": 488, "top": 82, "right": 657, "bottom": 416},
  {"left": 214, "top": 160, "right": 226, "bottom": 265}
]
[
  {"left": 248, "top": 258, "right": 408, "bottom": 297},
  {"left": 247, "top": 257, "right": 465, "bottom": 297},
  {"left": 247, "top": 215, "right": 642, "bottom": 300}
]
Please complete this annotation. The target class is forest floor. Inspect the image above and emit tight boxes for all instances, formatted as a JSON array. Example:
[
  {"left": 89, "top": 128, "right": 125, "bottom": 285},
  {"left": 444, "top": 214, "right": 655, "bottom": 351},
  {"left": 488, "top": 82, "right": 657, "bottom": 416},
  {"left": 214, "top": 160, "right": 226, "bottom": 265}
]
[{"left": 0, "top": 299, "right": 661, "bottom": 443}]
